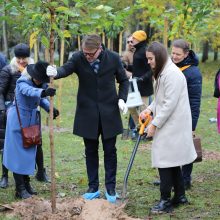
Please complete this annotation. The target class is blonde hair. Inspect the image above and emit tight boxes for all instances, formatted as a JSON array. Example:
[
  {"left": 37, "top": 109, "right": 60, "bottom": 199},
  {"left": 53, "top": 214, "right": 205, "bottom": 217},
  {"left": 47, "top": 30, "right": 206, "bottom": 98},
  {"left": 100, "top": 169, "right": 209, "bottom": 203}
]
[{"left": 10, "top": 57, "right": 34, "bottom": 74}]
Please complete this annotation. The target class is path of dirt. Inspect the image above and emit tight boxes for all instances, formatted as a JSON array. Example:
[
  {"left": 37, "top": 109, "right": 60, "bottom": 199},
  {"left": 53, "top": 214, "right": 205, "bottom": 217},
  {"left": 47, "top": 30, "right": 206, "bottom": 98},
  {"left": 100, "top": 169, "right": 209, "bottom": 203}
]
[{"left": 3, "top": 197, "right": 142, "bottom": 220}]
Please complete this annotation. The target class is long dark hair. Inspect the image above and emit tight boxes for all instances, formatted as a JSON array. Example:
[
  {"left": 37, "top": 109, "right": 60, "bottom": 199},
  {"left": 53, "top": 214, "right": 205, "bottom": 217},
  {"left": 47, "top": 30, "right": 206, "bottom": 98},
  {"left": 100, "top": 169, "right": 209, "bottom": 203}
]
[{"left": 146, "top": 42, "right": 168, "bottom": 80}]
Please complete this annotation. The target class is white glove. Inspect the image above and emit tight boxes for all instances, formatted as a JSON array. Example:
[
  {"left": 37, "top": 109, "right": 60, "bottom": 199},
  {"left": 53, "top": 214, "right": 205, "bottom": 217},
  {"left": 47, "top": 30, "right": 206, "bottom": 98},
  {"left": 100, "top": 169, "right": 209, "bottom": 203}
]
[
  {"left": 46, "top": 65, "right": 57, "bottom": 77},
  {"left": 118, "top": 99, "right": 128, "bottom": 115}
]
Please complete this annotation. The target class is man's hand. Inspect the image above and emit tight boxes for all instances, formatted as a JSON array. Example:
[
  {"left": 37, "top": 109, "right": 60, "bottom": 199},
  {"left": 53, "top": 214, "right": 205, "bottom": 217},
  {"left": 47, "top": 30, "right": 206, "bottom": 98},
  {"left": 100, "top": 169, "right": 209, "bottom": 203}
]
[
  {"left": 118, "top": 99, "right": 128, "bottom": 115},
  {"left": 46, "top": 65, "right": 57, "bottom": 77}
]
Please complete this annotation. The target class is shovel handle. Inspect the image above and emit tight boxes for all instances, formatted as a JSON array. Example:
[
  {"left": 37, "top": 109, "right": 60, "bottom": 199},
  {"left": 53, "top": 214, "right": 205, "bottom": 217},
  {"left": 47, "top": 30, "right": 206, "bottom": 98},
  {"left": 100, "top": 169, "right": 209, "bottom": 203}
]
[{"left": 138, "top": 113, "right": 151, "bottom": 135}]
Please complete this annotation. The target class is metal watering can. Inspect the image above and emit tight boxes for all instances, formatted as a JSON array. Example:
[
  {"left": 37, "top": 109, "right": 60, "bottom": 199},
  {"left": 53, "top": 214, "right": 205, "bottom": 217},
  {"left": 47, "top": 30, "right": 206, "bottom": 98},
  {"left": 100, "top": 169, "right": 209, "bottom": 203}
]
[{"left": 126, "top": 78, "right": 143, "bottom": 108}]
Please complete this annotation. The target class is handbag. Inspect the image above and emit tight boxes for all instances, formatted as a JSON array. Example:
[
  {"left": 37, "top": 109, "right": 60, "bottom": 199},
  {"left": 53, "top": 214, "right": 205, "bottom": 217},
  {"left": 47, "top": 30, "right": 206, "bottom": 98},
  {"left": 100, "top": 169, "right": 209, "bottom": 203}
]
[
  {"left": 193, "top": 135, "right": 202, "bottom": 163},
  {"left": 15, "top": 97, "right": 42, "bottom": 148}
]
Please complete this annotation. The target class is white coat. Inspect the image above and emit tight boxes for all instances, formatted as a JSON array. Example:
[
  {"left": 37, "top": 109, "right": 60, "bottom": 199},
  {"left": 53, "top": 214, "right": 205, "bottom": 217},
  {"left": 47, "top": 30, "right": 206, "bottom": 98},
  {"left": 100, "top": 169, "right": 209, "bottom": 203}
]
[{"left": 148, "top": 58, "right": 197, "bottom": 168}]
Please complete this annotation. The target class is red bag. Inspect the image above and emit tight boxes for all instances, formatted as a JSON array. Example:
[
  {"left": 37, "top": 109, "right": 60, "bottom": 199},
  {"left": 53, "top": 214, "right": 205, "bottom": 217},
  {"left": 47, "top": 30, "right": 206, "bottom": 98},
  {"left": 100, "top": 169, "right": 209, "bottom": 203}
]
[
  {"left": 21, "top": 125, "right": 41, "bottom": 148},
  {"left": 15, "top": 97, "right": 41, "bottom": 148}
]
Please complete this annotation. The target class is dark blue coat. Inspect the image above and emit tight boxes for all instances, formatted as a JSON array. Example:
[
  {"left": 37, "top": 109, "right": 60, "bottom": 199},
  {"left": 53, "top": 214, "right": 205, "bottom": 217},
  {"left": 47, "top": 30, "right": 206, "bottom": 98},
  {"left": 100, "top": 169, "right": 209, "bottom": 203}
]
[
  {"left": 56, "top": 48, "right": 129, "bottom": 139},
  {"left": 176, "top": 50, "right": 202, "bottom": 131}
]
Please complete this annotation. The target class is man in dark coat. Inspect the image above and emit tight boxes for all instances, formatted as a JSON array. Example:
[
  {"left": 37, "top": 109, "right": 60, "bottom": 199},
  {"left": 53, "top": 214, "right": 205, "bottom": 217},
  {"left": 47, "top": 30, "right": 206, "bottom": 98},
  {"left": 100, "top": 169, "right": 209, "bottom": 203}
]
[
  {"left": 171, "top": 39, "right": 202, "bottom": 190},
  {"left": 126, "top": 30, "right": 154, "bottom": 136},
  {"left": 46, "top": 34, "right": 129, "bottom": 203}
]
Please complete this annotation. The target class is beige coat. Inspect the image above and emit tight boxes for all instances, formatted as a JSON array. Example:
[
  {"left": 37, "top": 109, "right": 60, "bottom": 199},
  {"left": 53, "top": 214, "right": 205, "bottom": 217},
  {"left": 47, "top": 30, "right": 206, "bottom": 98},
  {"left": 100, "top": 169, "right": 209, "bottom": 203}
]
[{"left": 148, "top": 58, "right": 197, "bottom": 168}]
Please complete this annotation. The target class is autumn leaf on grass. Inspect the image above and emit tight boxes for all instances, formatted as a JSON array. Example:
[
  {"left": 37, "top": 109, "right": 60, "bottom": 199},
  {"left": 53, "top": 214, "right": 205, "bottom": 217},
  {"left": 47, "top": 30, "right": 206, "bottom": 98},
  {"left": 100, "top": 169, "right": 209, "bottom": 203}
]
[
  {"left": 55, "top": 172, "right": 60, "bottom": 178},
  {"left": 78, "top": 177, "right": 87, "bottom": 185}
]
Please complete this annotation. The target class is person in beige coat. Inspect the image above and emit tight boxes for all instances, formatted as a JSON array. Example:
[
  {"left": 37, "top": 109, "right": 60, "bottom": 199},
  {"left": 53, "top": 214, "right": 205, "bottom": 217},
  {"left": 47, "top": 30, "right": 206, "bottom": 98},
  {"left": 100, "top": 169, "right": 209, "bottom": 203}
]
[{"left": 140, "top": 42, "right": 197, "bottom": 214}]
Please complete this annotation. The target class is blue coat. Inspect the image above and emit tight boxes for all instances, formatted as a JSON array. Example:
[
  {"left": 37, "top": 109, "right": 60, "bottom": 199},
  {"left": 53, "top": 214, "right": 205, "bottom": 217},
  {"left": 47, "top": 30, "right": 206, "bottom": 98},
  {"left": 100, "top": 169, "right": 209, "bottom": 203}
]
[
  {"left": 176, "top": 50, "right": 202, "bottom": 131},
  {"left": 3, "top": 75, "right": 50, "bottom": 175}
]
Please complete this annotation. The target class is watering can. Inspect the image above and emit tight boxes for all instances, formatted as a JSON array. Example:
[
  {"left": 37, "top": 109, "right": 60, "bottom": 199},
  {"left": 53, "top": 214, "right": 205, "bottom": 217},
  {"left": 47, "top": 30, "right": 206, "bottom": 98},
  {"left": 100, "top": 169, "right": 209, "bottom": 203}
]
[{"left": 126, "top": 78, "right": 143, "bottom": 108}]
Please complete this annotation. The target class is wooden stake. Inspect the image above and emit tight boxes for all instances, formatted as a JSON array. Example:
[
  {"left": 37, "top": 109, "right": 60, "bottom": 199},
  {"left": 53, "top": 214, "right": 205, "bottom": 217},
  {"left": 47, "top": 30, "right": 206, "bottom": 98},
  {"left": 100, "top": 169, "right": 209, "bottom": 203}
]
[
  {"left": 78, "top": 35, "right": 81, "bottom": 51},
  {"left": 34, "top": 41, "right": 38, "bottom": 62},
  {"left": 119, "top": 31, "right": 123, "bottom": 56},
  {"left": 49, "top": 2, "right": 56, "bottom": 213},
  {"left": 56, "top": 38, "right": 64, "bottom": 128},
  {"left": 163, "top": 17, "right": 168, "bottom": 48}
]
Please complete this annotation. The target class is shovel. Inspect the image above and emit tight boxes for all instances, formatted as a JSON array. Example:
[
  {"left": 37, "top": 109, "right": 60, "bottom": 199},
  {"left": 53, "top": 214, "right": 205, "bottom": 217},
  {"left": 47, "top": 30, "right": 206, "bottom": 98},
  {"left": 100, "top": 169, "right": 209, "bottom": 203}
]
[{"left": 122, "top": 113, "right": 151, "bottom": 200}]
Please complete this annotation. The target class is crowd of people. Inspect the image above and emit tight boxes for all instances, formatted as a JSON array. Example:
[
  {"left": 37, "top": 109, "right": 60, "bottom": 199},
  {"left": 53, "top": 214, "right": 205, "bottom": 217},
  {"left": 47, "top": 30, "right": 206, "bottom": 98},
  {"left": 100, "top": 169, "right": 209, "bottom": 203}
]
[{"left": 0, "top": 31, "right": 205, "bottom": 214}]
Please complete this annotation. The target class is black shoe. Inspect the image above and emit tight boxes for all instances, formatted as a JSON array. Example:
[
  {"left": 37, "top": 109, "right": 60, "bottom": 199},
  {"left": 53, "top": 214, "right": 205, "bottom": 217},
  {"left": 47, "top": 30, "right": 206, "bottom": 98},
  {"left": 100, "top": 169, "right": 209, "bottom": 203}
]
[
  {"left": 171, "top": 195, "right": 188, "bottom": 207},
  {"left": 86, "top": 187, "right": 99, "bottom": 193},
  {"left": 0, "top": 176, "right": 8, "bottom": 188},
  {"left": 107, "top": 188, "right": 116, "bottom": 196},
  {"left": 15, "top": 188, "right": 32, "bottom": 199},
  {"left": 35, "top": 168, "right": 51, "bottom": 183},
  {"left": 184, "top": 182, "right": 191, "bottom": 190},
  {"left": 151, "top": 199, "right": 173, "bottom": 214},
  {"left": 25, "top": 182, "right": 38, "bottom": 195},
  {"left": 153, "top": 179, "right": 160, "bottom": 186}
]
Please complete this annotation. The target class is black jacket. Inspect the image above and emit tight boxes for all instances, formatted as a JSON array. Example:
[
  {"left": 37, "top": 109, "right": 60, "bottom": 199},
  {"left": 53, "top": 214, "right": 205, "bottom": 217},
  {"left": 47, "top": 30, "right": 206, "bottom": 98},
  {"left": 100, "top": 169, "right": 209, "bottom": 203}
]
[
  {"left": 0, "top": 65, "right": 21, "bottom": 148},
  {"left": 56, "top": 48, "right": 129, "bottom": 139},
  {"left": 0, "top": 65, "right": 21, "bottom": 110},
  {"left": 128, "top": 40, "right": 153, "bottom": 96},
  {"left": 176, "top": 50, "right": 202, "bottom": 131}
]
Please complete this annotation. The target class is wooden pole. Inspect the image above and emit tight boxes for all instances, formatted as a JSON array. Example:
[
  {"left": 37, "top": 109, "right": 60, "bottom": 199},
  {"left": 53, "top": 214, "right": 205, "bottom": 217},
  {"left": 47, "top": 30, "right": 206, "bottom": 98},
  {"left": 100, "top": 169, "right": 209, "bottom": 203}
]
[
  {"left": 56, "top": 38, "right": 64, "bottom": 128},
  {"left": 102, "top": 32, "right": 105, "bottom": 45},
  {"left": 78, "top": 35, "right": 81, "bottom": 51},
  {"left": 107, "top": 38, "right": 111, "bottom": 50},
  {"left": 49, "top": 2, "right": 56, "bottom": 213},
  {"left": 34, "top": 41, "right": 38, "bottom": 62},
  {"left": 119, "top": 31, "right": 123, "bottom": 56},
  {"left": 163, "top": 17, "right": 168, "bottom": 48}
]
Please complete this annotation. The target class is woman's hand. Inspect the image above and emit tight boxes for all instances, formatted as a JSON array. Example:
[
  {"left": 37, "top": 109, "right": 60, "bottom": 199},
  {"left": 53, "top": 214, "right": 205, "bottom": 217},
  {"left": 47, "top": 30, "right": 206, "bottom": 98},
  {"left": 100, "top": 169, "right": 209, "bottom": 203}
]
[
  {"left": 139, "top": 108, "right": 152, "bottom": 120},
  {"left": 147, "top": 124, "right": 156, "bottom": 137}
]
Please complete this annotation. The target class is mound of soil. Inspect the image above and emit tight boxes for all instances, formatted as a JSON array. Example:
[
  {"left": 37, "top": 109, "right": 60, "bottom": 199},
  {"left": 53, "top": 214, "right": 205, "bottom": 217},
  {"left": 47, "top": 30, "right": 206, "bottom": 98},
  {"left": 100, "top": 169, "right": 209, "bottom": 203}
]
[{"left": 3, "top": 197, "right": 142, "bottom": 220}]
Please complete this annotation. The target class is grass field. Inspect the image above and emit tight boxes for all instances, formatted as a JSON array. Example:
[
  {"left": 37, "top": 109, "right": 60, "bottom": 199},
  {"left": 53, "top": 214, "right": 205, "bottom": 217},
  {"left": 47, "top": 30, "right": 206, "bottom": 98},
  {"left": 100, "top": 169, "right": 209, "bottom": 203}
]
[{"left": 0, "top": 60, "right": 220, "bottom": 220}]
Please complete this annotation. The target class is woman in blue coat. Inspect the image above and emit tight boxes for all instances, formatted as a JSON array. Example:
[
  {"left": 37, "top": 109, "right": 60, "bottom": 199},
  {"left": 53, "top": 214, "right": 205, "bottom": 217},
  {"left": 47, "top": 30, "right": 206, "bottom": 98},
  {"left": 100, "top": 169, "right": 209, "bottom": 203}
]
[{"left": 3, "top": 61, "right": 56, "bottom": 199}]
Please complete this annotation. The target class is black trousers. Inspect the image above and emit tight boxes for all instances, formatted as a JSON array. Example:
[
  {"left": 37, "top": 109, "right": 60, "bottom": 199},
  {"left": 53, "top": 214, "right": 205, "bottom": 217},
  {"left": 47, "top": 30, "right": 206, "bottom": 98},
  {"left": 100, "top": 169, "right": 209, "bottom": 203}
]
[
  {"left": 158, "top": 166, "right": 185, "bottom": 200},
  {"left": 83, "top": 120, "right": 117, "bottom": 192},
  {"left": 182, "top": 162, "right": 193, "bottom": 184}
]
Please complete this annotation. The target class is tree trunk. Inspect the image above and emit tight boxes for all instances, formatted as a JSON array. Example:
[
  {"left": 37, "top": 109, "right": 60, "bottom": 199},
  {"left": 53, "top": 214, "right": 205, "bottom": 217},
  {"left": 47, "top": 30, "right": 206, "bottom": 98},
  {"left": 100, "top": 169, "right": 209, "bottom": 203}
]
[
  {"left": 118, "top": 31, "right": 123, "bottom": 56},
  {"left": 201, "top": 40, "right": 209, "bottom": 63},
  {"left": 56, "top": 38, "right": 64, "bottom": 128},
  {"left": 2, "top": 6, "right": 9, "bottom": 58},
  {"left": 34, "top": 41, "right": 38, "bottom": 62},
  {"left": 48, "top": 2, "right": 56, "bottom": 213},
  {"left": 214, "top": 49, "right": 218, "bottom": 61}
]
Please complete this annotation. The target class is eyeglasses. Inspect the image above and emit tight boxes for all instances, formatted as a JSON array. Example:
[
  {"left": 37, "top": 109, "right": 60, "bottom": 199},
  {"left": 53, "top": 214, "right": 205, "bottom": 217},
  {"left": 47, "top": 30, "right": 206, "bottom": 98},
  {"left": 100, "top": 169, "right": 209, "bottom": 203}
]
[
  {"left": 127, "top": 40, "right": 133, "bottom": 44},
  {"left": 83, "top": 47, "right": 100, "bottom": 57}
]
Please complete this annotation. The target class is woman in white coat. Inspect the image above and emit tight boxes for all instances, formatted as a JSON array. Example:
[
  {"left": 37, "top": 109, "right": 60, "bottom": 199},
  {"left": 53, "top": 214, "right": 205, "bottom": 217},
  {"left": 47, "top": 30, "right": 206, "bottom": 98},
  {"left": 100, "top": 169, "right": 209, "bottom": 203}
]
[{"left": 140, "top": 42, "right": 197, "bottom": 214}]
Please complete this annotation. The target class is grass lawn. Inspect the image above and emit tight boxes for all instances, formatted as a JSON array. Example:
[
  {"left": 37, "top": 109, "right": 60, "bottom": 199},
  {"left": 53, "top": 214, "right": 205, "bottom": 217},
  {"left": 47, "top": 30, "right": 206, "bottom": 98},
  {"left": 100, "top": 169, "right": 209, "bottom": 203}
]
[{"left": 0, "top": 60, "right": 220, "bottom": 220}]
